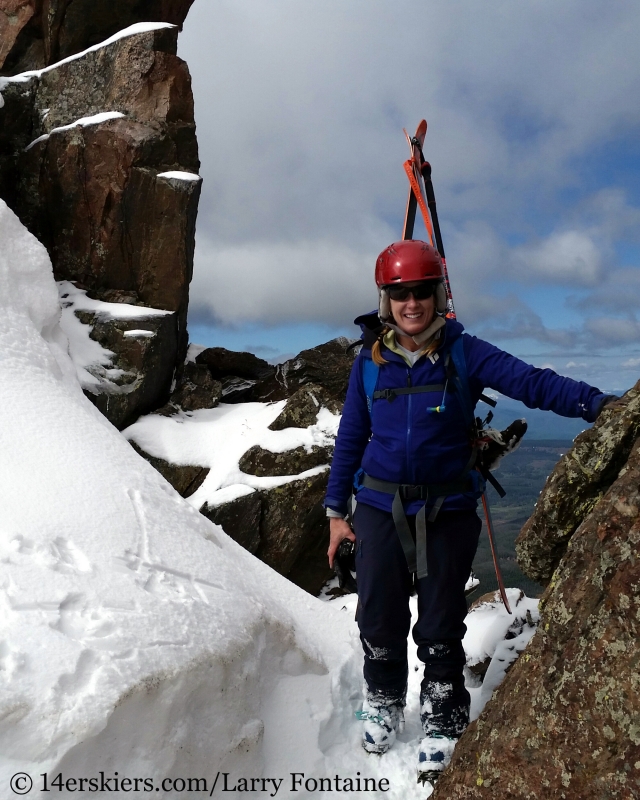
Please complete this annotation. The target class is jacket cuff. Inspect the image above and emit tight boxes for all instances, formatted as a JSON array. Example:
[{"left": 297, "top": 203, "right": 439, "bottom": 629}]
[
  {"left": 584, "top": 394, "right": 619, "bottom": 423},
  {"left": 324, "top": 498, "right": 349, "bottom": 517}
]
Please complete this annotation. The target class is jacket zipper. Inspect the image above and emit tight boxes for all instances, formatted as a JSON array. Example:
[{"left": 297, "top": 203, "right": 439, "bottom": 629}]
[{"left": 406, "top": 368, "right": 413, "bottom": 483}]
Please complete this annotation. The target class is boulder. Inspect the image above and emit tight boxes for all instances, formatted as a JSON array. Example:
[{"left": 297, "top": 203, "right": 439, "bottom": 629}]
[
  {"left": 268, "top": 383, "right": 342, "bottom": 430},
  {"left": 0, "top": 0, "right": 197, "bottom": 74},
  {"left": 255, "top": 471, "right": 332, "bottom": 595},
  {"left": 516, "top": 382, "right": 640, "bottom": 586},
  {"left": 130, "top": 441, "right": 208, "bottom": 498},
  {"left": 196, "top": 346, "right": 274, "bottom": 381},
  {"left": 200, "top": 492, "right": 262, "bottom": 556},
  {"left": 0, "top": 25, "right": 200, "bottom": 367},
  {"left": 434, "top": 437, "right": 640, "bottom": 799},
  {"left": 199, "top": 471, "right": 333, "bottom": 596},
  {"left": 74, "top": 305, "right": 179, "bottom": 430},
  {"left": 252, "top": 338, "right": 358, "bottom": 402},
  {"left": 168, "top": 361, "right": 222, "bottom": 412},
  {"left": 239, "top": 444, "right": 333, "bottom": 477}
]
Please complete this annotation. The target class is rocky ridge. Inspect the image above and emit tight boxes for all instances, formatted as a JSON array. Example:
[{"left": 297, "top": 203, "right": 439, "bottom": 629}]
[
  {"left": 132, "top": 340, "right": 357, "bottom": 595},
  {"left": 435, "top": 381, "right": 640, "bottom": 798}
]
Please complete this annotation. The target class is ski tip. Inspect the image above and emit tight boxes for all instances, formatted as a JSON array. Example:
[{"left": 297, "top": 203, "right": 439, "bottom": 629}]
[{"left": 416, "top": 119, "right": 427, "bottom": 137}]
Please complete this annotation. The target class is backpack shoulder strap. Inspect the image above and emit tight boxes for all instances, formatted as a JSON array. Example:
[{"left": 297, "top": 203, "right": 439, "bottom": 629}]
[
  {"left": 448, "top": 336, "right": 475, "bottom": 429},
  {"left": 361, "top": 355, "right": 379, "bottom": 415}
]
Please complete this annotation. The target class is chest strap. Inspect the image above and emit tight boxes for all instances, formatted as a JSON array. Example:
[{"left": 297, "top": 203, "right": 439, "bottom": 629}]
[
  {"left": 373, "top": 384, "right": 445, "bottom": 402},
  {"left": 361, "top": 473, "right": 477, "bottom": 579}
]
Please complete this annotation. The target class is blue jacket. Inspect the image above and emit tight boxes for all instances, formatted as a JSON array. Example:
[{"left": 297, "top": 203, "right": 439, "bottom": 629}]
[{"left": 325, "top": 314, "right": 607, "bottom": 517}]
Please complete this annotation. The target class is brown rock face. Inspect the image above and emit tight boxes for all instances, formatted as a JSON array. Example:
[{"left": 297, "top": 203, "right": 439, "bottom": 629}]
[
  {"left": 0, "top": 1, "right": 37, "bottom": 74},
  {"left": 0, "top": 0, "right": 197, "bottom": 74},
  {"left": 516, "top": 382, "right": 640, "bottom": 586},
  {"left": 434, "top": 437, "right": 640, "bottom": 799},
  {"left": 0, "top": 25, "right": 200, "bottom": 368}
]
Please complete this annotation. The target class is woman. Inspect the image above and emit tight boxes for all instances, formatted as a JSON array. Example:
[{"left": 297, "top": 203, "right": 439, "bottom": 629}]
[{"left": 324, "top": 240, "right": 614, "bottom": 782}]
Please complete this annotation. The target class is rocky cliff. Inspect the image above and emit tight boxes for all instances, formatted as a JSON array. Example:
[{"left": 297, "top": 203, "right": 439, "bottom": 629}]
[
  {"left": 435, "top": 381, "right": 640, "bottom": 798},
  {"left": 0, "top": 0, "right": 196, "bottom": 75},
  {"left": 0, "top": 5, "right": 200, "bottom": 427}
]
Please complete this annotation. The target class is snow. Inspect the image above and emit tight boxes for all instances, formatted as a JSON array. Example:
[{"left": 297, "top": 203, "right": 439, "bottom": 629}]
[
  {"left": 0, "top": 197, "right": 539, "bottom": 797},
  {"left": 123, "top": 329, "right": 156, "bottom": 338},
  {"left": 124, "top": 402, "right": 340, "bottom": 508},
  {"left": 25, "top": 112, "right": 125, "bottom": 151},
  {"left": 463, "top": 589, "right": 540, "bottom": 720},
  {"left": 157, "top": 171, "right": 202, "bottom": 182}
]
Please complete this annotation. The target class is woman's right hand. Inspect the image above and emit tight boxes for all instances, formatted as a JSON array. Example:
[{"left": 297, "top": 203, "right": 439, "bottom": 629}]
[{"left": 328, "top": 517, "right": 356, "bottom": 568}]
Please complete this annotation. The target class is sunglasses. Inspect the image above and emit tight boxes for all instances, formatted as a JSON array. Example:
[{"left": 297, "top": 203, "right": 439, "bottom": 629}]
[{"left": 385, "top": 282, "right": 438, "bottom": 302}]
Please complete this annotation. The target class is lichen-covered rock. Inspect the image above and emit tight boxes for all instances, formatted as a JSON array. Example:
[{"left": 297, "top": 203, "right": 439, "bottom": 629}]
[
  {"left": 200, "top": 493, "right": 262, "bottom": 555},
  {"left": 516, "top": 381, "right": 640, "bottom": 585},
  {"left": 252, "top": 338, "right": 357, "bottom": 402},
  {"left": 434, "top": 437, "right": 640, "bottom": 800},
  {"left": 239, "top": 444, "right": 333, "bottom": 477},
  {"left": 129, "top": 441, "right": 208, "bottom": 498},
  {"left": 0, "top": 26, "right": 200, "bottom": 368},
  {"left": 268, "top": 383, "right": 343, "bottom": 430},
  {"left": 0, "top": 0, "right": 197, "bottom": 74}
]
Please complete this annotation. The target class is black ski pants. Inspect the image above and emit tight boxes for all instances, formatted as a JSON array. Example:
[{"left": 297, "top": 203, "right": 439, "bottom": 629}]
[{"left": 353, "top": 501, "right": 481, "bottom": 707}]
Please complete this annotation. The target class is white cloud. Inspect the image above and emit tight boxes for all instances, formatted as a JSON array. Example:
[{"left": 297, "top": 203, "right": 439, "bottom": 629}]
[
  {"left": 189, "top": 236, "right": 377, "bottom": 326},
  {"left": 511, "top": 230, "right": 603, "bottom": 286},
  {"left": 586, "top": 317, "right": 640, "bottom": 344}
]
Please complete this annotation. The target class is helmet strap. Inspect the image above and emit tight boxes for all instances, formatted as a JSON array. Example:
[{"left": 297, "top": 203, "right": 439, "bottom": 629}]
[
  {"left": 378, "top": 287, "right": 391, "bottom": 322},
  {"left": 435, "top": 283, "right": 447, "bottom": 314}
]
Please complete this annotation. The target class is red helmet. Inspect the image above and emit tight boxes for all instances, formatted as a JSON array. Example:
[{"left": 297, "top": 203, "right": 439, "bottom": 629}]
[{"left": 375, "top": 240, "right": 443, "bottom": 286}]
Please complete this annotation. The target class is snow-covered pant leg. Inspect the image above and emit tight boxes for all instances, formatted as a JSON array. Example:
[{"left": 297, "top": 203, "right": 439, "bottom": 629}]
[
  {"left": 353, "top": 502, "right": 412, "bottom": 703},
  {"left": 412, "top": 510, "right": 482, "bottom": 737}
]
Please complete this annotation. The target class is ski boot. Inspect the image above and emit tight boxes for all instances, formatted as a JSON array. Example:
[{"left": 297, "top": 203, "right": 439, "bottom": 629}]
[
  {"left": 356, "top": 693, "right": 405, "bottom": 755},
  {"left": 416, "top": 733, "right": 458, "bottom": 786}
]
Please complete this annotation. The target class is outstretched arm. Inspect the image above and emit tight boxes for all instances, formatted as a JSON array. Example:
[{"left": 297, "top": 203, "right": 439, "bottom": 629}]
[{"left": 463, "top": 334, "right": 613, "bottom": 422}]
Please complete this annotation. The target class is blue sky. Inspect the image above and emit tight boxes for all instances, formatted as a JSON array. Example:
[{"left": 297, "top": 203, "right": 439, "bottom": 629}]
[{"left": 179, "top": 1, "right": 640, "bottom": 397}]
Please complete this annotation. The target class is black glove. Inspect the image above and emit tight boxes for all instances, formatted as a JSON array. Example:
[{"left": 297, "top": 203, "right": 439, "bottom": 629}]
[
  {"left": 480, "top": 418, "right": 528, "bottom": 472},
  {"left": 595, "top": 395, "right": 620, "bottom": 419}
]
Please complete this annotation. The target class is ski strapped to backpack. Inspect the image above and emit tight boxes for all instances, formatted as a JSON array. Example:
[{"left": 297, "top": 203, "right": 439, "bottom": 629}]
[{"left": 358, "top": 335, "right": 513, "bottom": 613}]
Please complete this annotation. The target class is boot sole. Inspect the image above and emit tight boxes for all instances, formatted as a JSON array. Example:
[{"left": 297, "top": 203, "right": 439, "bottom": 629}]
[{"left": 417, "top": 769, "right": 443, "bottom": 786}]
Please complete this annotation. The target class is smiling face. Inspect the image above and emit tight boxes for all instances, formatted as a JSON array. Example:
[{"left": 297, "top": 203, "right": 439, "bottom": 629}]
[{"left": 389, "top": 281, "right": 436, "bottom": 340}]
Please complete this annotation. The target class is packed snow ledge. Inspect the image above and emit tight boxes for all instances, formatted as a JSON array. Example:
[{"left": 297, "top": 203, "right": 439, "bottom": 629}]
[{"left": 0, "top": 199, "right": 539, "bottom": 798}]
